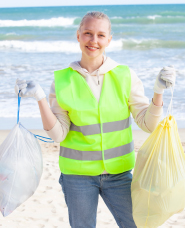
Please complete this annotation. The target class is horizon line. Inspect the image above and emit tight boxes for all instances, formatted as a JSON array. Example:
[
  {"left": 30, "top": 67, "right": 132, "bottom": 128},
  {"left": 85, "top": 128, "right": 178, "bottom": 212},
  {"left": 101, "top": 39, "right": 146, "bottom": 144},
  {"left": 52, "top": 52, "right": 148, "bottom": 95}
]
[{"left": 0, "top": 3, "right": 185, "bottom": 9}]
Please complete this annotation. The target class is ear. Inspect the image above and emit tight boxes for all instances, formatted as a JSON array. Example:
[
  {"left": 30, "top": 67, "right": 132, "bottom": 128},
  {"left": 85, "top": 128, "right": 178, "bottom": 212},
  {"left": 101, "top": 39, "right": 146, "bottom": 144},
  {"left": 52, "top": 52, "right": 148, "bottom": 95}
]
[
  {"left": 106, "top": 35, "right": 112, "bottom": 47},
  {"left": 77, "top": 30, "right": 80, "bottom": 42}
]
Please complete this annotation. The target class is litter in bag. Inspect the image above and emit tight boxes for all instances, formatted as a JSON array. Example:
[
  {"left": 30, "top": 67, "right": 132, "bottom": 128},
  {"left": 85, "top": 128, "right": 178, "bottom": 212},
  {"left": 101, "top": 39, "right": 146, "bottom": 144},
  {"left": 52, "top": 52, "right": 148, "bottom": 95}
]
[
  {"left": 0, "top": 94, "right": 52, "bottom": 217},
  {"left": 131, "top": 114, "right": 185, "bottom": 228},
  {"left": 0, "top": 122, "right": 43, "bottom": 216}
]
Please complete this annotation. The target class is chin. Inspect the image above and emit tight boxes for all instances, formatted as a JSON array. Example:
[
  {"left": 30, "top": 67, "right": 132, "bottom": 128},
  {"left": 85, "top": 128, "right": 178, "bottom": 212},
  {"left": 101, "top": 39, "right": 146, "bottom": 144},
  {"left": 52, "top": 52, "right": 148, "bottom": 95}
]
[{"left": 85, "top": 51, "right": 103, "bottom": 59}]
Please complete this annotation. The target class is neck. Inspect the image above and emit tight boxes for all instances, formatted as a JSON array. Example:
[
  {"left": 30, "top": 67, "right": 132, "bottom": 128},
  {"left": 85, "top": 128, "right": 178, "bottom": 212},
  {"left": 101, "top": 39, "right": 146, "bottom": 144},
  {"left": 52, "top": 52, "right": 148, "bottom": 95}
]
[{"left": 79, "top": 54, "right": 104, "bottom": 73}]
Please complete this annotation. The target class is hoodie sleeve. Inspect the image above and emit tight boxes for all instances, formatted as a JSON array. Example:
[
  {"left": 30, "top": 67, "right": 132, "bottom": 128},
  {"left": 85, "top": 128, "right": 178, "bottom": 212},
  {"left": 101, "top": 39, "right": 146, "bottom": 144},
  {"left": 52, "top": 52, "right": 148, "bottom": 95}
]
[
  {"left": 44, "top": 81, "right": 71, "bottom": 143},
  {"left": 129, "top": 68, "right": 163, "bottom": 133}
]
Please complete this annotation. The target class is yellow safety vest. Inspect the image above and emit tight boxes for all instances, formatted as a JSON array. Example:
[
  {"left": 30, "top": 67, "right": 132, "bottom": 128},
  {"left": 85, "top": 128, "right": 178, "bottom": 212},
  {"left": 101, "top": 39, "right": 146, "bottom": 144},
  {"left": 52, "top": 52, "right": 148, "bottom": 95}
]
[{"left": 54, "top": 65, "right": 135, "bottom": 175}]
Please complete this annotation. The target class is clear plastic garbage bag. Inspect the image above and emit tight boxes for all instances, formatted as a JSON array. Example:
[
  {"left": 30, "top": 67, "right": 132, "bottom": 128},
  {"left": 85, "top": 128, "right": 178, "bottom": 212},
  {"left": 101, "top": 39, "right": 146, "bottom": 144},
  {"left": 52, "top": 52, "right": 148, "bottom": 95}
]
[
  {"left": 0, "top": 123, "right": 43, "bottom": 217},
  {"left": 131, "top": 114, "right": 185, "bottom": 228}
]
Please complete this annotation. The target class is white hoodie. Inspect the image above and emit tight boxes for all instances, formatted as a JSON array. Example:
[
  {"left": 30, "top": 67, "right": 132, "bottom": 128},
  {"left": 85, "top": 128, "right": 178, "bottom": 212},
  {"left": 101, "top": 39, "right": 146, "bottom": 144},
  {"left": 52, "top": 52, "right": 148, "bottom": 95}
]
[{"left": 46, "top": 56, "right": 163, "bottom": 173}]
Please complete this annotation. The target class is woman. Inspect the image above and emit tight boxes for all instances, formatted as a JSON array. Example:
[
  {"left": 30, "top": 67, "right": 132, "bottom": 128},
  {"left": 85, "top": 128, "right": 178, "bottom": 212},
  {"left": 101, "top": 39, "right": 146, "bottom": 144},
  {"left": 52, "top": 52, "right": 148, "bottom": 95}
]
[{"left": 15, "top": 11, "right": 176, "bottom": 228}]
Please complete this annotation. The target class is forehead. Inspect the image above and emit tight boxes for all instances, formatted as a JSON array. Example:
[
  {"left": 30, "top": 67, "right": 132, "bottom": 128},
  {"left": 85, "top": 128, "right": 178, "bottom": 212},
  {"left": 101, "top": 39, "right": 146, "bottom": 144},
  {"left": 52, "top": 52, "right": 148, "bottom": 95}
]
[{"left": 81, "top": 17, "right": 109, "bottom": 32}]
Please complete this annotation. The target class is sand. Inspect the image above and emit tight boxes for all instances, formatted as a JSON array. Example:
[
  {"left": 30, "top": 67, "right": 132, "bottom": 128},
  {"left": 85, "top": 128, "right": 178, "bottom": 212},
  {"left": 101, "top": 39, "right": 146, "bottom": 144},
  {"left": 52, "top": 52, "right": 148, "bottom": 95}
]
[{"left": 0, "top": 129, "right": 185, "bottom": 228}]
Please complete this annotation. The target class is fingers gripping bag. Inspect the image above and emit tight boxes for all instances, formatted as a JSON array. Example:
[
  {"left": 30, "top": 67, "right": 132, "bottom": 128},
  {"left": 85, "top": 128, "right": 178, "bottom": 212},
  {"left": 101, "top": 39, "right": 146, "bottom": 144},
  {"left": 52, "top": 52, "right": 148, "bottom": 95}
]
[
  {"left": 0, "top": 94, "right": 53, "bottom": 217},
  {"left": 131, "top": 91, "right": 185, "bottom": 228}
]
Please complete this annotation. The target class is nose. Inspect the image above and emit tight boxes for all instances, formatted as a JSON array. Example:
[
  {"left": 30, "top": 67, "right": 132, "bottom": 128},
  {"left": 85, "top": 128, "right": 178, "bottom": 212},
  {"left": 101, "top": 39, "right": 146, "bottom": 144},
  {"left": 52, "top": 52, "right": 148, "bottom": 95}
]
[{"left": 90, "top": 35, "right": 98, "bottom": 44}]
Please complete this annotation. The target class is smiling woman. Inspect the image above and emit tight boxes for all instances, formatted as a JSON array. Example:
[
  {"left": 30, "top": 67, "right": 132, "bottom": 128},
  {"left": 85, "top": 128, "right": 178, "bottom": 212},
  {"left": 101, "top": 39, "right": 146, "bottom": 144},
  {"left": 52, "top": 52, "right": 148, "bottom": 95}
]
[{"left": 14, "top": 10, "right": 176, "bottom": 228}]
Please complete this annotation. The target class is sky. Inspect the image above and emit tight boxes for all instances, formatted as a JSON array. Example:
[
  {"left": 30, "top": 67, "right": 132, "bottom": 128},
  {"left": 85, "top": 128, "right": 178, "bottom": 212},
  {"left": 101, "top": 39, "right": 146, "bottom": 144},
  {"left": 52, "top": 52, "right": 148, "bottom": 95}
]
[{"left": 0, "top": 0, "right": 185, "bottom": 8}]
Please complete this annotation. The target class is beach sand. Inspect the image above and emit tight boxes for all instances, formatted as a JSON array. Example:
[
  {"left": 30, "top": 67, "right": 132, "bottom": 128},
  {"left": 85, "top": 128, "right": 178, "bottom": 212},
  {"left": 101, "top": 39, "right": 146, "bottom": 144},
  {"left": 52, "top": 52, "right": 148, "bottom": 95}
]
[{"left": 0, "top": 129, "right": 185, "bottom": 228}]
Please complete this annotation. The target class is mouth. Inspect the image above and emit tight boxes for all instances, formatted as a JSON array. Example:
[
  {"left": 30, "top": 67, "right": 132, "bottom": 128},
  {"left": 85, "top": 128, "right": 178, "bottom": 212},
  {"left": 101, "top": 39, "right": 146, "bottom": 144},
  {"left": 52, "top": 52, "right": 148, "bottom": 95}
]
[{"left": 86, "top": 46, "right": 99, "bottom": 51}]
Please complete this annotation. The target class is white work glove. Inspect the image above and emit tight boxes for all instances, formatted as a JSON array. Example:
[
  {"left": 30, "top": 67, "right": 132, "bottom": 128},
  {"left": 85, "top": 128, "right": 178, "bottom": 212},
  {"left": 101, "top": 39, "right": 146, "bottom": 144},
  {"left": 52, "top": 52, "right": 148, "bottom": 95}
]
[
  {"left": 15, "top": 79, "right": 46, "bottom": 101},
  {"left": 153, "top": 66, "right": 176, "bottom": 94}
]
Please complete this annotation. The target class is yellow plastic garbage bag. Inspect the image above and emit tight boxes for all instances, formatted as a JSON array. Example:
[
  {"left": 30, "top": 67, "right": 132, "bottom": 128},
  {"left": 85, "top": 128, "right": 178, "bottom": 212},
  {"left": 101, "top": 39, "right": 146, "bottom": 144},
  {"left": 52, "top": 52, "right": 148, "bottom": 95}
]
[{"left": 131, "top": 114, "right": 185, "bottom": 228}]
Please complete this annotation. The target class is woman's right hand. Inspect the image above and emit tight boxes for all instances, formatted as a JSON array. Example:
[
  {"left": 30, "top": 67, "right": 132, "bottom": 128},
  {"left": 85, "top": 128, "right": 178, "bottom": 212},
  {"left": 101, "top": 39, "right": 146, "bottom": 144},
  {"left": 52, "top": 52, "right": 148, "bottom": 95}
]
[{"left": 15, "top": 79, "right": 46, "bottom": 101}]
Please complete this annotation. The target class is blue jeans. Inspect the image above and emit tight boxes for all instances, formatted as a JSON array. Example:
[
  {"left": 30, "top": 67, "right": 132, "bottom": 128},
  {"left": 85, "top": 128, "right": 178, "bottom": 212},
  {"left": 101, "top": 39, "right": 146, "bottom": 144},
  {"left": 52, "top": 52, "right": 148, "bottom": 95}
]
[{"left": 59, "top": 170, "right": 137, "bottom": 228}]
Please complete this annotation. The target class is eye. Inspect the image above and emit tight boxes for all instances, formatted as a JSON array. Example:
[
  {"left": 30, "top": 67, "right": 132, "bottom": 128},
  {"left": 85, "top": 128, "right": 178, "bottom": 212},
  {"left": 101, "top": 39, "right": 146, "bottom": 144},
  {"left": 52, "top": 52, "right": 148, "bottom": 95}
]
[
  {"left": 99, "top": 34, "right": 105, "bottom": 37},
  {"left": 85, "top": 32, "right": 91, "bottom": 35}
]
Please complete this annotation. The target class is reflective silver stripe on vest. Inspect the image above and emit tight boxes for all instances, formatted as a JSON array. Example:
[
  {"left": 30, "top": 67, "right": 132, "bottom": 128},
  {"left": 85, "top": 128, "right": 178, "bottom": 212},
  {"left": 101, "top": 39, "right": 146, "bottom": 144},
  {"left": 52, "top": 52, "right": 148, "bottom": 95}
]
[
  {"left": 60, "top": 147, "right": 102, "bottom": 161},
  {"left": 70, "top": 122, "right": 100, "bottom": 136},
  {"left": 60, "top": 140, "right": 134, "bottom": 161},
  {"left": 104, "top": 141, "right": 134, "bottom": 160},
  {"left": 103, "top": 116, "right": 132, "bottom": 133},
  {"left": 70, "top": 116, "right": 131, "bottom": 136}
]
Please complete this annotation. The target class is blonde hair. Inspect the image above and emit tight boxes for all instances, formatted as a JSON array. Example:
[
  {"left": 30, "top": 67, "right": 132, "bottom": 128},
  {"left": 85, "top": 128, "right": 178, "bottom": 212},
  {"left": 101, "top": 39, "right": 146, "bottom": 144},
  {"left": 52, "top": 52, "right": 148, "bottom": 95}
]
[{"left": 78, "top": 11, "right": 111, "bottom": 34}]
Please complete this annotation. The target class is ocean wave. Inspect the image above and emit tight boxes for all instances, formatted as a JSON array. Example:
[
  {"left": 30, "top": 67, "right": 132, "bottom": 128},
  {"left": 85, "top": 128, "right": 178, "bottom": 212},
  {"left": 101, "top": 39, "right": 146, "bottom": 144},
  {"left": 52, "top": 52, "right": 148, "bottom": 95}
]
[
  {"left": 108, "top": 38, "right": 185, "bottom": 50},
  {"left": 1, "top": 14, "right": 185, "bottom": 28},
  {"left": 110, "top": 15, "right": 185, "bottom": 24},
  {"left": 0, "top": 40, "right": 125, "bottom": 53},
  {"left": 159, "top": 11, "right": 185, "bottom": 17},
  {"left": 120, "top": 38, "right": 185, "bottom": 50},
  {"left": 5, "top": 32, "right": 17, "bottom": 35},
  {"left": 147, "top": 15, "right": 162, "bottom": 20},
  {"left": 115, "top": 38, "right": 185, "bottom": 51},
  {"left": 0, "top": 17, "right": 76, "bottom": 27},
  {"left": 110, "top": 16, "right": 123, "bottom": 19},
  {"left": 0, "top": 39, "right": 185, "bottom": 53},
  {"left": 0, "top": 40, "right": 81, "bottom": 53},
  {"left": 111, "top": 15, "right": 163, "bottom": 21},
  {"left": 0, "top": 33, "right": 34, "bottom": 41},
  {"left": 0, "top": 40, "right": 122, "bottom": 53}
]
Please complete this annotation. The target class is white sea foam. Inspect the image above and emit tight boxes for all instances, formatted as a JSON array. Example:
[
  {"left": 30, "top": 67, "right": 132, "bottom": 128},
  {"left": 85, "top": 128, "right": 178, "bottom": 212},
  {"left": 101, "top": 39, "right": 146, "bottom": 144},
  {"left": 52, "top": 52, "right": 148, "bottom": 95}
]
[
  {"left": 0, "top": 17, "right": 76, "bottom": 27},
  {"left": 0, "top": 40, "right": 124, "bottom": 53},
  {"left": 107, "top": 39, "right": 123, "bottom": 51},
  {"left": 110, "top": 16, "right": 123, "bottom": 19},
  {"left": 0, "top": 97, "right": 41, "bottom": 118},
  {"left": 1, "top": 38, "right": 184, "bottom": 53},
  {"left": 147, "top": 15, "right": 162, "bottom": 20},
  {"left": 5, "top": 32, "right": 17, "bottom": 36},
  {"left": 0, "top": 40, "right": 81, "bottom": 53}
]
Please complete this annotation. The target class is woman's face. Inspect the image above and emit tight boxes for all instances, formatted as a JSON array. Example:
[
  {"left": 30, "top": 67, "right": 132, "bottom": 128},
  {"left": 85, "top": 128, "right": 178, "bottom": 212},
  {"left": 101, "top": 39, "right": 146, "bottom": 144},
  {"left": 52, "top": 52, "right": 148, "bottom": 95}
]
[{"left": 77, "top": 17, "right": 112, "bottom": 60}]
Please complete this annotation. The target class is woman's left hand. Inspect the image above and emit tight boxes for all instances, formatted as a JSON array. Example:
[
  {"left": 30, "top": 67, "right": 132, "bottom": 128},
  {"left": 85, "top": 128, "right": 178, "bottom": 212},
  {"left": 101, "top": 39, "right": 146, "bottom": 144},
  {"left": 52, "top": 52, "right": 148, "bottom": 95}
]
[{"left": 153, "top": 66, "right": 176, "bottom": 94}]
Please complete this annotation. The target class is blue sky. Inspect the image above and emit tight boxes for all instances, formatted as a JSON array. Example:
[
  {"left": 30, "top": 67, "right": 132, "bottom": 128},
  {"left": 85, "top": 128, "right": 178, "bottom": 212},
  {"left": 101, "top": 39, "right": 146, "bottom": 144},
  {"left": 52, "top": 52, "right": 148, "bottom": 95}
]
[{"left": 0, "top": 0, "right": 185, "bottom": 8}]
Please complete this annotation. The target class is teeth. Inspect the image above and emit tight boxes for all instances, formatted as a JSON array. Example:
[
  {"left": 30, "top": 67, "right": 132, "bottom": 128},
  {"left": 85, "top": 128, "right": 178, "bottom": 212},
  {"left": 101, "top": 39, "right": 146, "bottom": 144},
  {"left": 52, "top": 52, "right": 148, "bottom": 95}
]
[{"left": 88, "top": 47, "right": 97, "bottom": 49}]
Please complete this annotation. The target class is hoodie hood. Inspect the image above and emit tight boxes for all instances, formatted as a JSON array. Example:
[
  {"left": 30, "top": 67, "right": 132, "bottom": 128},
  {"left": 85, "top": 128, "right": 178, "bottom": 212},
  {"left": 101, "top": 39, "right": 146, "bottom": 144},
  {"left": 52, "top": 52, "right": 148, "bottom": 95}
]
[{"left": 69, "top": 55, "right": 119, "bottom": 79}]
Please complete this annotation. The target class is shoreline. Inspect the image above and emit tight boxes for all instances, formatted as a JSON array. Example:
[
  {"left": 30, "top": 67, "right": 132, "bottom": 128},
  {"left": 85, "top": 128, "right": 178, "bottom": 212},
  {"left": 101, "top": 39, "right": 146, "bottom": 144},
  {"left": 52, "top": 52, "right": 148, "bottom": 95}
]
[
  {"left": 1, "top": 128, "right": 185, "bottom": 145},
  {"left": 1, "top": 117, "right": 185, "bottom": 131}
]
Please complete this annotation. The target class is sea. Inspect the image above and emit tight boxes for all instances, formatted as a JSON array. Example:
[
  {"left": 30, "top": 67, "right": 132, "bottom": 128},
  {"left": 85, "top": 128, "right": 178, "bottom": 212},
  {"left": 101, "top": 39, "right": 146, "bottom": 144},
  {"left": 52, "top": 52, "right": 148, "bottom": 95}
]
[{"left": 0, "top": 4, "right": 185, "bottom": 130}]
